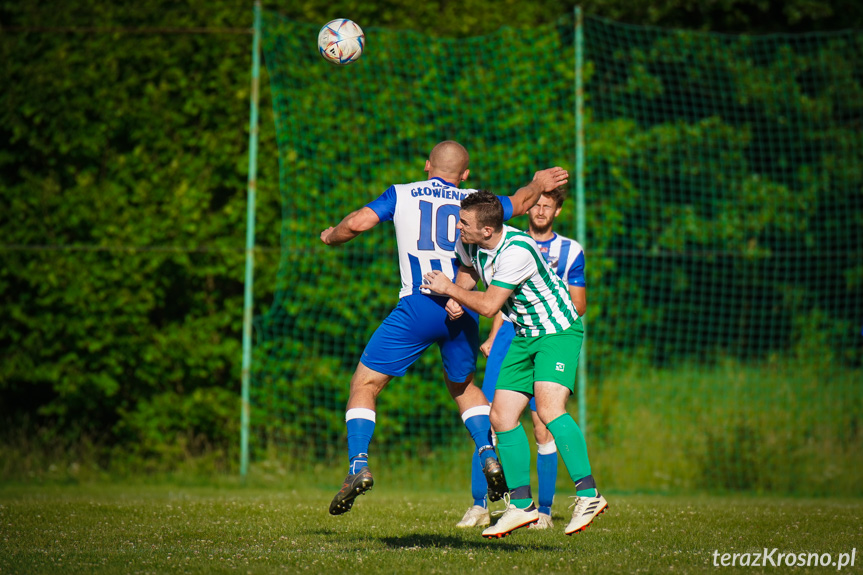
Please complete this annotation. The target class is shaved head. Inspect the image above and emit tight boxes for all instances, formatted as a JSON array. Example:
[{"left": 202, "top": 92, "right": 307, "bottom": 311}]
[{"left": 428, "top": 140, "right": 470, "bottom": 175}]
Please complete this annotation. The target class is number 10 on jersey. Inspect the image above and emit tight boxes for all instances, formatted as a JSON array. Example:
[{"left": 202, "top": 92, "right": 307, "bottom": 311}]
[{"left": 417, "top": 201, "right": 460, "bottom": 251}]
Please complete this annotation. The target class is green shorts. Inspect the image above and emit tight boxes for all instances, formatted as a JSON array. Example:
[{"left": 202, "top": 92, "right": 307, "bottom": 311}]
[{"left": 496, "top": 318, "right": 584, "bottom": 396}]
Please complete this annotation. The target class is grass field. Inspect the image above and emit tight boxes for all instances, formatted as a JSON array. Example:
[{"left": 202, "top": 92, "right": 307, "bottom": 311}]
[{"left": 1, "top": 482, "right": 860, "bottom": 574}]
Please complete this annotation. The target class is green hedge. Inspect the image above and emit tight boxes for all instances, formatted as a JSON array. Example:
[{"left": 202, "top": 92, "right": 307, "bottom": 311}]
[{"left": 2, "top": 1, "right": 861, "bottom": 481}]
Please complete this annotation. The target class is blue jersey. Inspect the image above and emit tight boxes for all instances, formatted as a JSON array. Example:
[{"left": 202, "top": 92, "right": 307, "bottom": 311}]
[
  {"left": 535, "top": 232, "right": 586, "bottom": 289},
  {"left": 366, "top": 177, "right": 514, "bottom": 298}
]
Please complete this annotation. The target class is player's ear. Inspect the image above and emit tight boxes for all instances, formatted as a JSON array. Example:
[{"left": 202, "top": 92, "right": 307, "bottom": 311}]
[
  {"left": 460, "top": 169, "right": 470, "bottom": 182},
  {"left": 424, "top": 160, "right": 432, "bottom": 173},
  {"left": 555, "top": 206, "right": 563, "bottom": 217}
]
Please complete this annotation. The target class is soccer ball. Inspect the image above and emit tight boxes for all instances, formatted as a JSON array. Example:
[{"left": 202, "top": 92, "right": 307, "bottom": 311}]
[{"left": 317, "top": 19, "right": 365, "bottom": 65}]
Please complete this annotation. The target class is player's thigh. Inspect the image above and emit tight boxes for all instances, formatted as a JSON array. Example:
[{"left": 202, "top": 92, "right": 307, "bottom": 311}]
[
  {"left": 494, "top": 335, "right": 535, "bottom": 397},
  {"left": 361, "top": 296, "right": 449, "bottom": 377}
]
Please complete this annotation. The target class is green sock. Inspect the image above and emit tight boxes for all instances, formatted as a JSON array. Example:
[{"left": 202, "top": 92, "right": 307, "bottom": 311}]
[
  {"left": 495, "top": 423, "right": 533, "bottom": 508},
  {"left": 546, "top": 413, "right": 596, "bottom": 496}
]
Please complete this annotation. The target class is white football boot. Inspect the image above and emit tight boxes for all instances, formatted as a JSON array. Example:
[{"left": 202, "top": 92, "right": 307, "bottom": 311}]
[
  {"left": 455, "top": 504, "right": 490, "bottom": 528},
  {"left": 481, "top": 496, "right": 539, "bottom": 539},
  {"left": 565, "top": 494, "right": 608, "bottom": 535},
  {"left": 527, "top": 512, "right": 554, "bottom": 530}
]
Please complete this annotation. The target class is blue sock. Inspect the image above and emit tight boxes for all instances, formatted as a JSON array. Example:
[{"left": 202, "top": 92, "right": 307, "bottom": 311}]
[
  {"left": 462, "top": 406, "right": 496, "bottom": 465},
  {"left": 471, "top": 450, "right": 487, "bottom": 507},
  {"left": 346, "top": 408, "right": 375, "bottom": 474},
  {"left": 536, "top": 441, "right": 558, "bottom": 516}
]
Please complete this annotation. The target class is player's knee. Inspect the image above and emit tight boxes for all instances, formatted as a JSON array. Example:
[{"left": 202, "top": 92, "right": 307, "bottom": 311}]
[
  {"left": 445, "top": 379, "right": 467, "bottom": 395},
  {"left": 489, "top": 407, "right": 516, "bottom": 432},
  {"left": 488, "top": 406, "right": 503, "bottom": 430},
  {"left": 445, "top": 374, "right": 475, "bottom": 397},
  {"left": 535, "top": 405, "right": 565, "bottom": 427},
  {"left": 533, "top": 424, "right": 553, "bottom": 444},
  {"left": 349, "top": 367, "right": 390, "bottom": 396}
]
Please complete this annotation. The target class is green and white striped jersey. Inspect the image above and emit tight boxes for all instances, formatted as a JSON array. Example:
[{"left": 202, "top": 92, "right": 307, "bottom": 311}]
[{"left": 455, "top": 225, "right": 578, "bottom": 337}]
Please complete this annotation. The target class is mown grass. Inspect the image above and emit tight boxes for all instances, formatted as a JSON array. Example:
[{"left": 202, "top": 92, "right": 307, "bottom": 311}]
[
  {"left": 1, "top": 482, "right": 861, "bottom": 574},
  {"left": 244, "top": 355, "right": 862, "bottom": 499},
  {"left": 584, "top": 358, "right": 863, "bottom": 497}
]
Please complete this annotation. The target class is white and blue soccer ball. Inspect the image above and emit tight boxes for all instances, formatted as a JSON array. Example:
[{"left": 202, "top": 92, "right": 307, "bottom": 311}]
[{"left": 317, "top": 19, "right": 365, "bottom": 65}]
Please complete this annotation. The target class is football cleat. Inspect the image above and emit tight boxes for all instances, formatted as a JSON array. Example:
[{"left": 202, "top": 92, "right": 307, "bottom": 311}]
[
  {"left": 482, "top": 457, "right": 508, "bottom": 502},
  {"left": 565, "top": 494, "right": 608, "bottom": 535},
  {"left": 329, "top": 466, "right": 374, "bottom": 515},
  {"left": 527, "top": 512, "right": 554, "bottom": 530},
  {"left": 456, "top": 505, "right": 490, "bottom": 528},
  {"left": 481, "top": 499, "right": 539, "bottom": 539}
]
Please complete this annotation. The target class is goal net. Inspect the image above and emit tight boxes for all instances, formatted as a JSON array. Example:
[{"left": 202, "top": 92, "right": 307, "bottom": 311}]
[{"left": 254, "top": 10, "right": 862, "bottom": 495}]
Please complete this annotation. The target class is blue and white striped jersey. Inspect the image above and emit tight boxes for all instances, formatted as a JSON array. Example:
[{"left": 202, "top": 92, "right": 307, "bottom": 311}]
[
  {"left": 534, "top": 232, "right": 585, "bottom": 289},
  {"left": 366, "top": 177, "right": 514, "bottom": 298}
]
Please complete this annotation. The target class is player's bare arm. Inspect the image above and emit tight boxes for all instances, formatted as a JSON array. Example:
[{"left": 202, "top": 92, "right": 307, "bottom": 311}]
[
  {"left": 479, "top": 311, "right": 505, "bottom": 358},
  {"left": 444, "top": 265, "right": 482, "bottom": 320},
  {"left": 509, "top": 167, "right": 569, "bottom": 216},
  {"left": 570, "top": 285, "right": 587, "bottom": 317},
  {"left": 320, "top": 206, "right": 380, "bottom": 245},
  {"left": 422, "top": 270, "right": 512, "bottom": 318}
]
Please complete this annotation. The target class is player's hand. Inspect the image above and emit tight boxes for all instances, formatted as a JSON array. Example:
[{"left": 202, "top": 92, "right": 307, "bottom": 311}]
[
  {"left": 320, "top": 227, "right": 335, "bottom": 245},
  {"left": 445, "top": 298, "right": 464, "bottom": 320},
  {"left": 479, "top": 338, "right": 493, "bottom": 358},
  {"left": 421, "top": 270, "right": 452, "bottom": 295},
  {"left": 533, "top": 167, "right": 569, "bottom": 193}
]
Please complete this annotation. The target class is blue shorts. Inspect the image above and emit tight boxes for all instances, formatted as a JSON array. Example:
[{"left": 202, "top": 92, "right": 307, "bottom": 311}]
[
  {"left": 360, "top": 294, "right": 480, "bottom": 383},
  {"left": 481, "top": 320, "right": 538, "bottom": 412}
]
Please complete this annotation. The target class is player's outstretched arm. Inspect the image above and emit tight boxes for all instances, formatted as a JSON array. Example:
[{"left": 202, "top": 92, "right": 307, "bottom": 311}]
[
  {"left": 320, "top": 207, "right": 380, "bottom": 246},
  {"left": 509, "top": 167, "right": 569, "bottom": 217},
  {"left": 422, "top": 270, "right": 512, "bottom": 318}
]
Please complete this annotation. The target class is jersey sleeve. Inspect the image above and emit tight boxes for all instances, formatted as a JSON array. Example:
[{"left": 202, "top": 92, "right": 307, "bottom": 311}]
[
  {"left": 365, "top": 185, "right": 397, "bottom": 222},
  {"left": 490, "top": 244, "right": 535, "bottom": 290},
  {"left": 495, "top": 195, "right": 514, "bottom": 222},
  {"left": 565, "top": 251, "right": 586, "bottom": 287}
]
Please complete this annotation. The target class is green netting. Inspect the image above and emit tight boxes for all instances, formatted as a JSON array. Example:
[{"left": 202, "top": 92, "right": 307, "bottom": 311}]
[{"left": 254, "top": 10, "right": 863, "bottom": 495}]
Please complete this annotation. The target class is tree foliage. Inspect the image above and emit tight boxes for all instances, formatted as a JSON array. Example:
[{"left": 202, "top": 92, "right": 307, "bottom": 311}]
[
  {"left": 1, "top": 0, "right": 861, "bottom": 473},
  {"left": 0, "top": 1, "right": 282, "bottom": 467}
]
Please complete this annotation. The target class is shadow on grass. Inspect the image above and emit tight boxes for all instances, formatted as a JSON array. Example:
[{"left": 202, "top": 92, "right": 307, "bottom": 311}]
[
  {"left": 378, "top": 533, "right": 561, "bottom": 551},
  {"left": 303, "top": 528, "right": 562, "bottom": 551}
]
